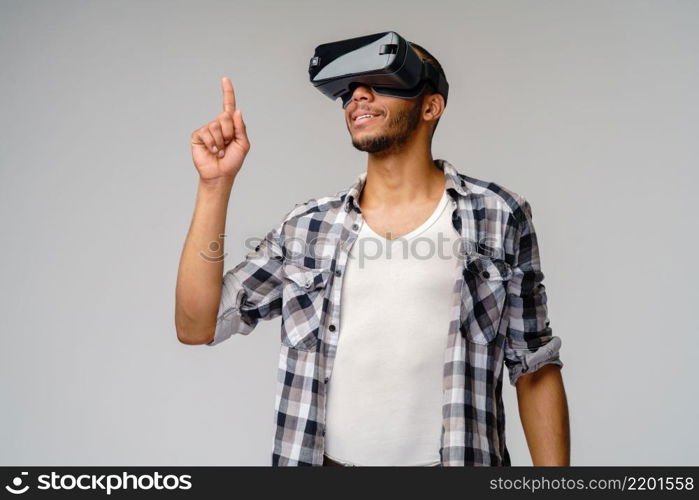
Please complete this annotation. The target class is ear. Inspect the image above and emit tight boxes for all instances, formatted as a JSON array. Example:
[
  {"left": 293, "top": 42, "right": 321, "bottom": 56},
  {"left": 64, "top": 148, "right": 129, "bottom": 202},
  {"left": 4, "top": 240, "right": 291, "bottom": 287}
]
[{"left": 423, "top": 92, "right": 445, "bottom": 121}]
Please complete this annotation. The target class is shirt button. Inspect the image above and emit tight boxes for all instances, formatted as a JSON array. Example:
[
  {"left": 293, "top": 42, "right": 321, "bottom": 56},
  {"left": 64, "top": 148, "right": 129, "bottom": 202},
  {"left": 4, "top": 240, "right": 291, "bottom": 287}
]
[
  {"left": 329, "top": 324, "right": 336, "bottom": 332},
  {"left": 482, "top": 271, "right": 490, "bottom": 279},
  {"left": 335, "top": 269, "right": 342, "bottom": 277},
  {"left": 324, "top": 377, "right": 329, "bottom": 384},
  {"left": 352, "top": 223, "right": 359, "bottom": 231}
]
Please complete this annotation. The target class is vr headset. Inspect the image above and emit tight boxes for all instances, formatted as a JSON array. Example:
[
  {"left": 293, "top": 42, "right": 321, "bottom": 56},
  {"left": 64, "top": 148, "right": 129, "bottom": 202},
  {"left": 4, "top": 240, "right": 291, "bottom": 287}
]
[{"left": 308, "top": 31, "right": 448, "bottom": 109}]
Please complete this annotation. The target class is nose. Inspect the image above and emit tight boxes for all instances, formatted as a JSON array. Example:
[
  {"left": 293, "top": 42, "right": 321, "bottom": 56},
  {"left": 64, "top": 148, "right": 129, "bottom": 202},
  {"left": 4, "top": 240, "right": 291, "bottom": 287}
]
[{"left": 344, "top": 84, "right": 374, "bottom": 108}]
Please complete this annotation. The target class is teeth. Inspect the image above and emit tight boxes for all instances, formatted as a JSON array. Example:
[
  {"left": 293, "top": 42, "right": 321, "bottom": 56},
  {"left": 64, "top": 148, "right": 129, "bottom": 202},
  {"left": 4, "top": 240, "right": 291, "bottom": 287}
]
[{"left": 355, "top": 114, "right": 374, "bottom": 121}]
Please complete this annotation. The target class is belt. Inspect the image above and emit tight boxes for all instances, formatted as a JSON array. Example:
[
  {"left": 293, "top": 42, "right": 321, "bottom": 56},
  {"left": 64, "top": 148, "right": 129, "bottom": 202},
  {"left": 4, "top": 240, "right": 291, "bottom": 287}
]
[{"left": 322, "top": 454, "right": 441, "bottom": 467}]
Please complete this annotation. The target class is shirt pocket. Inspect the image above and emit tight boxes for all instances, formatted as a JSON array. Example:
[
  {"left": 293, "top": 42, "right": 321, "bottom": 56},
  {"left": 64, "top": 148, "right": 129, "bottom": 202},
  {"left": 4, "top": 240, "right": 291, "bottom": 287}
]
[
  {"left": 280, "top": 262, "right": 332, "bottom": 351},
  {"left": 461, "top": 253, "right": 513, "bottom": 345}
]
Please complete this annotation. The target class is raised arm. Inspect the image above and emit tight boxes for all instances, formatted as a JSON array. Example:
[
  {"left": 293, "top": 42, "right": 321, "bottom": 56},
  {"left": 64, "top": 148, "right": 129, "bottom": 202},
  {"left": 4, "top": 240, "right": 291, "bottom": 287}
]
[{"left": 175, "top": 77, "right": 250, "bottom": 344}]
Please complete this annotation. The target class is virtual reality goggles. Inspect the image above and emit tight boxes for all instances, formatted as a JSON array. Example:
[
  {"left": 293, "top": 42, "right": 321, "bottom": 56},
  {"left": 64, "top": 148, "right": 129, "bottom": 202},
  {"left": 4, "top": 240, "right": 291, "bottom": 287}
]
[{"left": 308, "top": 31, "right": 449, "bottom": 109}]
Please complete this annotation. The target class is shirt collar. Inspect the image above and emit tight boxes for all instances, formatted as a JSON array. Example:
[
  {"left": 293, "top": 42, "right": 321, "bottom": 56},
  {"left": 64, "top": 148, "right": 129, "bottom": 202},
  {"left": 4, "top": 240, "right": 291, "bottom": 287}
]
[{"left": 343, "top": 158, "right": 469, "bottom": 213}]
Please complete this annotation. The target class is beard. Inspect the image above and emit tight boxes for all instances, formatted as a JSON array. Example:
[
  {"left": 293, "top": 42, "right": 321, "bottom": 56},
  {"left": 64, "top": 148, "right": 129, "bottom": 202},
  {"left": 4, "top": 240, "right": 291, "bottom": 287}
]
[{"left": 349, "top": 99, "right": 423, "bottom": 155}]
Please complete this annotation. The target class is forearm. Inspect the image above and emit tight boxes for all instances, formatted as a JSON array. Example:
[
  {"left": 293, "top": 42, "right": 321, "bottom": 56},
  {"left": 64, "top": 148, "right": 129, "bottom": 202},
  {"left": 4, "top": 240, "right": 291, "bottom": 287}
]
[
  {"left": 515, "top": 364, "right": 570, "bottom": 465},
  {"left": 175, "top": 178, "right": 234, "bottom": 343}
]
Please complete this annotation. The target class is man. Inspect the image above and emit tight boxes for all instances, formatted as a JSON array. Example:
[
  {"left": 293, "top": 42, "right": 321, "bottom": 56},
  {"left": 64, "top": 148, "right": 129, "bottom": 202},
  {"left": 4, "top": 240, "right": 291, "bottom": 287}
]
[{"left": 175, "top": 40, "right": 570, "bottom": 467}]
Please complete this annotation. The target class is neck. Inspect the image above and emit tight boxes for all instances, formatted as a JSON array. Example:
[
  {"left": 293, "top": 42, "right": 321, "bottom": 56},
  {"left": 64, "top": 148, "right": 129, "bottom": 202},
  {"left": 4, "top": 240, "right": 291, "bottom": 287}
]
[{"left": 360, "top": 144, "right": 445, "bottom": 210}]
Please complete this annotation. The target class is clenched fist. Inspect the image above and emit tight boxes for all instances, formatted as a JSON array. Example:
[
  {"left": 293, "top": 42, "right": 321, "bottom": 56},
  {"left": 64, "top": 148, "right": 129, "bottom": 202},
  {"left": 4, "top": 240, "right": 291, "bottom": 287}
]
[{"left": 190, "top": 77, "right": 250, "bottom": 183}]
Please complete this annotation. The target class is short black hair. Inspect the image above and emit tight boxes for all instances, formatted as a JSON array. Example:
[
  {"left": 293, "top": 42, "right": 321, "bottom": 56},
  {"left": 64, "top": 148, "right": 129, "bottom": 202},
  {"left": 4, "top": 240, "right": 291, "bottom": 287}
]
[{"left": 408, "top": 41, "right": 447, "bottom": 142}]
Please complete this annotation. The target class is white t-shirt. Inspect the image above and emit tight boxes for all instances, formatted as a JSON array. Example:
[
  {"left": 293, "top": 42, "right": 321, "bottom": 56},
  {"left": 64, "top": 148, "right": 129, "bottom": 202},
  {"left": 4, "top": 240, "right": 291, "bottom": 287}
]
[{"left": 323, "top": 189, "right": 461, "bottom": 466}]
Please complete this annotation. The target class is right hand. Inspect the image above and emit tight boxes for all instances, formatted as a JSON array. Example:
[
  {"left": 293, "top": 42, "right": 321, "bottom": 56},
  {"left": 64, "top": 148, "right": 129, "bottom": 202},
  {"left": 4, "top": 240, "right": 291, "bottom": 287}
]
[{"left": 190, "top": 77, "right": 250, "bottom": 183}]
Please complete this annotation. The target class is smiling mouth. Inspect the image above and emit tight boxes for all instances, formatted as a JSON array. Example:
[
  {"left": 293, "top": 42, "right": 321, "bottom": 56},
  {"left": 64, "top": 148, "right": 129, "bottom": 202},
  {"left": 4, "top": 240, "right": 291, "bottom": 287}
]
[{"left": 352, "top": 114, "right": 381, "bottom": 126}]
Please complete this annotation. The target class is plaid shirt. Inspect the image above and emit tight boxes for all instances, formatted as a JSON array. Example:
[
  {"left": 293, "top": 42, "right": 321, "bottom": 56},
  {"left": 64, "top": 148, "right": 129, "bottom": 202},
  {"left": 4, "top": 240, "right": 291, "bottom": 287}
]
[{"left": 206, "top": 158, "right": 563, "bottom": 466}]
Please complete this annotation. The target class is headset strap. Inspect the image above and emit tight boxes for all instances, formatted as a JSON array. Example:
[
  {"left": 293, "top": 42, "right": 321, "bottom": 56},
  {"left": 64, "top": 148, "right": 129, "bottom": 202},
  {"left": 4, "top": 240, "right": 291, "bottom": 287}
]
[{"left": 421, "top": 62, "right": 449, "bottom": 103}]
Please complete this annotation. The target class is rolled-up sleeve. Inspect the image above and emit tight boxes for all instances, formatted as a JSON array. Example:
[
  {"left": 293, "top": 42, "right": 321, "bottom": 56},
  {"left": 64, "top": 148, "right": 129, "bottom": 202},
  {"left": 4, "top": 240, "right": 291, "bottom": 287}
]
[
  {"left": 206, "top": 222, "right": 285, "bottom": 347},
  {"left": 503, "top": 198, "right": 563, "bottom": 386}
]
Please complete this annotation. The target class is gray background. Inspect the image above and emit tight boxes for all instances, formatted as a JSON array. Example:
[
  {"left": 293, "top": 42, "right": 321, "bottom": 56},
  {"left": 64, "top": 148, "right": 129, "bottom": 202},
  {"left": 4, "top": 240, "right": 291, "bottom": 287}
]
[{"left": 1, "top": 0, "right": 696, "bottom": 466}]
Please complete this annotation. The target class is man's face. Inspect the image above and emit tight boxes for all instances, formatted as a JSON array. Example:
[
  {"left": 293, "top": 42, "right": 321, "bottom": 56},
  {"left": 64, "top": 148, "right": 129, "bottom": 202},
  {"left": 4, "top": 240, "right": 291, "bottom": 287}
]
[{"left": 345, "top": 84, "right": 425, "bottom": 155}]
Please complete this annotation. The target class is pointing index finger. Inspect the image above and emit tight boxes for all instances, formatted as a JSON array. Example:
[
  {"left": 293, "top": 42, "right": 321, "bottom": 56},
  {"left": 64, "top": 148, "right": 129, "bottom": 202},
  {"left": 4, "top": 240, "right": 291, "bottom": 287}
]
[{"left": 221, "top": 77, "right": 236, "bottom": 115}]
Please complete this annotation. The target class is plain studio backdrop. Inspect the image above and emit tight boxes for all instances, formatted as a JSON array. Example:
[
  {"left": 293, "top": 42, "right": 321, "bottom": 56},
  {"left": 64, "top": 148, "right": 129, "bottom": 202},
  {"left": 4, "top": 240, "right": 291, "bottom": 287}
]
[{"left": 1, "top": 0, "right": 696, "bottom": 466}]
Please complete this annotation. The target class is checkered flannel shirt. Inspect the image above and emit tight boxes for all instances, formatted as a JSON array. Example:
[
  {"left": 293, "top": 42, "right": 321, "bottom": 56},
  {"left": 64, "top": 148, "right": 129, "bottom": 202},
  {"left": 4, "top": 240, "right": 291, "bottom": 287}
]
[{"left": 206, "top": 158, "right": 564, "bottom": 466}]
